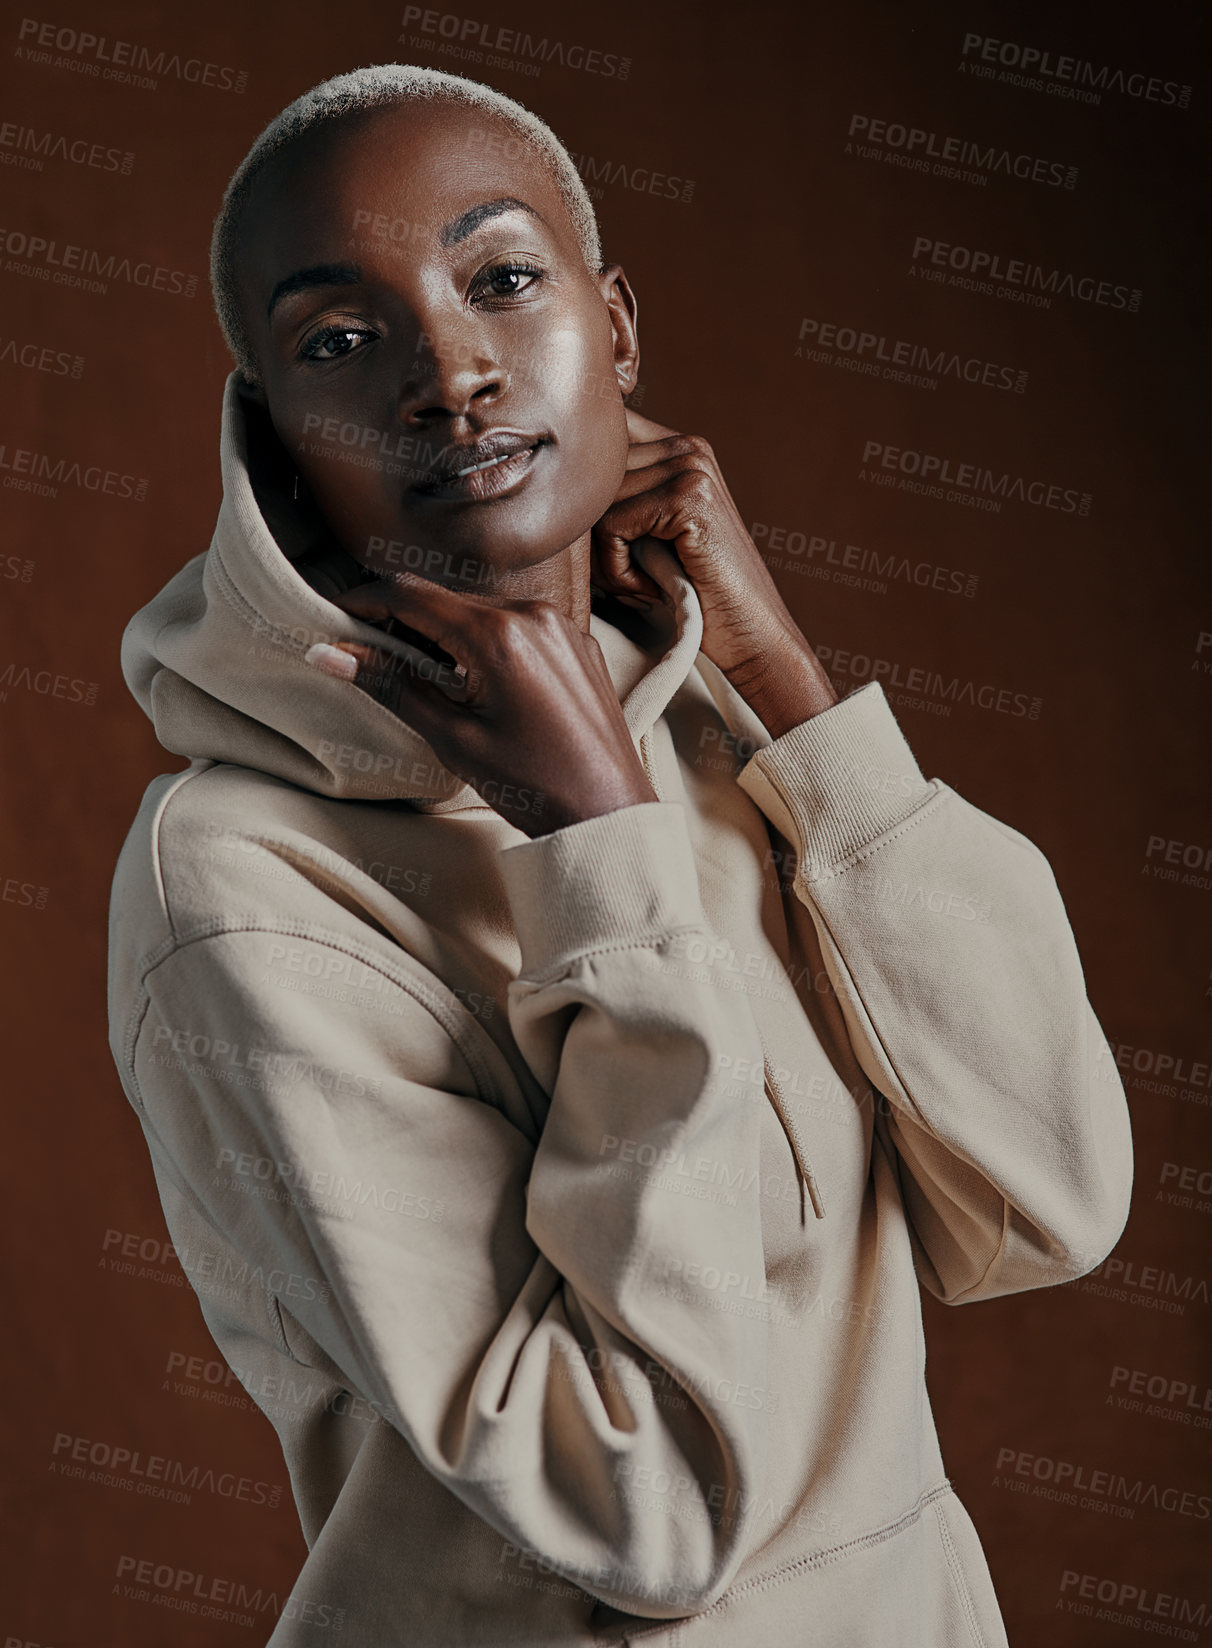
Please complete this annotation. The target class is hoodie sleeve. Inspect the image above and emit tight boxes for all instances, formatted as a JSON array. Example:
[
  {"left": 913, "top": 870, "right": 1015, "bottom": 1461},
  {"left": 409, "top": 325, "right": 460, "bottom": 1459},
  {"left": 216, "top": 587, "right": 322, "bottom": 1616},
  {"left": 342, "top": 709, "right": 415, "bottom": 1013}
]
[
  {"left": 735, "top": 681, "right": 1134, "bottom": 1304},
  {"left": 126, "top": 801, "right": 771, "bottom": 1618}
]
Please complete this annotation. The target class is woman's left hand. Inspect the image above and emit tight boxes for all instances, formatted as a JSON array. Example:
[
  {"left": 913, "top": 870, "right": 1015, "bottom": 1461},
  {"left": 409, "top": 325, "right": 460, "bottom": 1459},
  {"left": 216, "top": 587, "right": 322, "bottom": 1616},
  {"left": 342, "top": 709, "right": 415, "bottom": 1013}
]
[{"left": 592, "top": 410, "right": 839, "bottom": 735}]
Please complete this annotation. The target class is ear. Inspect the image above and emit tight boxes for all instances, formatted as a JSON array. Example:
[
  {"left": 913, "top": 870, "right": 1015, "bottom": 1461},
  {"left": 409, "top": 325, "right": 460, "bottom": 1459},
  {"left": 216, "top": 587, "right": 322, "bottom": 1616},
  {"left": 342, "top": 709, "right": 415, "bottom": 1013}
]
[
  {"left": 597, "top": 264, "right": 640, "bottom": 398},
  {"left": 236, "top": 373, "right": 269, "bottom": 408}
]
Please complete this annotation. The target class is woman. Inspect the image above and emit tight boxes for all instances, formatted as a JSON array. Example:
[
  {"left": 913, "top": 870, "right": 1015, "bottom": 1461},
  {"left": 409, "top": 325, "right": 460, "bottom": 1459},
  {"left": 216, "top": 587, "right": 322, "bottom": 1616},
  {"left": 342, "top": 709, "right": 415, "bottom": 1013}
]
[{"left": 108, "top": 63, "right": 1133, "bottom": 1647}]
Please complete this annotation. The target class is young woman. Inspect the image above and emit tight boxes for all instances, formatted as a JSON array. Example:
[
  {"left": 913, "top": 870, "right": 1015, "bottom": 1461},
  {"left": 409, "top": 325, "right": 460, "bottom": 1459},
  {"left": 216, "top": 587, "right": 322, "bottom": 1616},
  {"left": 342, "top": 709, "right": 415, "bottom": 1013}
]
[{"left": 108, "top": 63, "right": 1133, "bottom": 1647}]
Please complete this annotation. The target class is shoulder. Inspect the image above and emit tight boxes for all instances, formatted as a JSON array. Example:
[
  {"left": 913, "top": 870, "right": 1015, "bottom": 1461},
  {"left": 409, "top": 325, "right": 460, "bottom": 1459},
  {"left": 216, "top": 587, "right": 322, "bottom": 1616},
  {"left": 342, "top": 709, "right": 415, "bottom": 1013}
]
[
  {"left": 108, "top": 758, "right": 439, "bottom": 991},
  {"left": 110, "top": 764, "right": 514, "bottom": 1110}
]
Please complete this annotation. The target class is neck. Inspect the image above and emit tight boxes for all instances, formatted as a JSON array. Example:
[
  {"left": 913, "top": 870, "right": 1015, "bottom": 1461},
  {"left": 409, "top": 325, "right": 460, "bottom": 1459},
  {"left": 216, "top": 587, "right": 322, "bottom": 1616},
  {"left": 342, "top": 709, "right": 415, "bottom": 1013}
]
[
  {"left": 345, "top": 531, "right": 594, "bottom": 632},
  {"left": 462, "top": 533, "right": 593, "bottom": 630}
]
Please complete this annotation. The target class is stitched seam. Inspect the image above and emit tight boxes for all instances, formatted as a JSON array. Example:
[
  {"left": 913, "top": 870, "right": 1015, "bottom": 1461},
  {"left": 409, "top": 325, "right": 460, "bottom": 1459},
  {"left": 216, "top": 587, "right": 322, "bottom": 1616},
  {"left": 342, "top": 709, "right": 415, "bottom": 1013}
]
[
  {"left": 804, "top": 916, "right": 1022, "bottom": 1298},
  {"left": 136, "top": 919, "right": 504, "bottom": 1108},
  {"left": 148, "top": 762, "right": 213, "bottom": 939},
  {"left": 751, "top": 754, "right": 942, "bottom": 882},
  {"left": 935, "top": 1500, "right": 988, "bottom": 1648},
  {"left": 657, "top": 1480, "right": 956, "bottom": 1622},
  {"left": 794, "top": 785, "right": 950, "bottom": 886},
  {"left": 951, "top": 1196, "right": 1012, "bottom": 1304},
  {"left": 805, "top": 902, "right": 1022, "bottom": 1301},
  {"left": 727, "top": 1479, "right": 954, "bottom": 1593},
  {"left": 123, "top": 987, "right": 153, "bottom": 1111},
  {"left": 516, "top": 921, "right": 716, "bottom": 987},
  {"left": 265, "top": 1289, "right": 297, "bottom": 1362}
]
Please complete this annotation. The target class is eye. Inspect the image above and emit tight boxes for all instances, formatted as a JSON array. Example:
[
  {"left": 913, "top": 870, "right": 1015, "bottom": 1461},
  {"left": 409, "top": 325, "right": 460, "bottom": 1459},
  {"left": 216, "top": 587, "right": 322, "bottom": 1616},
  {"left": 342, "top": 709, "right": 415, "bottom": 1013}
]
[
  {"left": 473, "top": 261, "right": 545, "bottom": 302},
  {"left": 299, "top": 322, "right": 377, "bottom": 363}
]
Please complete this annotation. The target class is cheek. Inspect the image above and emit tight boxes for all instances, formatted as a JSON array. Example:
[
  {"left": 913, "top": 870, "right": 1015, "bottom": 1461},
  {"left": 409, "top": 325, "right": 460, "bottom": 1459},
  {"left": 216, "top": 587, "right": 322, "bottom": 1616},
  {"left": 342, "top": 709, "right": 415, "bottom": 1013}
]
[{"left": 540, "top": 322, "right": 629, "bottom": 496}]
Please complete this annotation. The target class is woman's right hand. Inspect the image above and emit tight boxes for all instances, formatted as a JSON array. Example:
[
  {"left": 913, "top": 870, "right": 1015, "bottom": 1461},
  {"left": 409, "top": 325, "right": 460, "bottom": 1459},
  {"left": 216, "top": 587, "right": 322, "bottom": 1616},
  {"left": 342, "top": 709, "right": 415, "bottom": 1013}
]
[{"left": 305, "top": 575, "right": 657, "bottom": 838}]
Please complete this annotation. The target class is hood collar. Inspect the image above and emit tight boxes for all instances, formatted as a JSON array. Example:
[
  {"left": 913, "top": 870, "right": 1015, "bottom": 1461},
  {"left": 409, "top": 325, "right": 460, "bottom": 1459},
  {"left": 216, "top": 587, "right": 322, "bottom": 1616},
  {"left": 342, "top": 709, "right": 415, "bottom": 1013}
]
[{"left": 121, "top": 372, "right": 705, "bottom": 810}]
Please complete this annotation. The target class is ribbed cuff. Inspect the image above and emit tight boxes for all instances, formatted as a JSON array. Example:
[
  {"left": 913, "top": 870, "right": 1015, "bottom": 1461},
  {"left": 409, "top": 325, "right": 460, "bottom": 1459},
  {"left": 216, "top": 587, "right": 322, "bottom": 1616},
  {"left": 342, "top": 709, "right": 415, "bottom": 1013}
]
[
  {"left": 499, "top": 802, "right": 707, "bottom": 978},
  {"left": 736, "top": 682, "right": 935, "bottom": 878}
]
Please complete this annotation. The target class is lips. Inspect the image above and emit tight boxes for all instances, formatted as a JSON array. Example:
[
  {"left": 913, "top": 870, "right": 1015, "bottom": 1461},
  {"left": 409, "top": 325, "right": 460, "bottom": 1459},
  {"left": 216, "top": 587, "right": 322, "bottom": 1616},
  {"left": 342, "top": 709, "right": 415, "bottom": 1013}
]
[{"left": 412, "top": 432, "right": 548, "bottom": 500}]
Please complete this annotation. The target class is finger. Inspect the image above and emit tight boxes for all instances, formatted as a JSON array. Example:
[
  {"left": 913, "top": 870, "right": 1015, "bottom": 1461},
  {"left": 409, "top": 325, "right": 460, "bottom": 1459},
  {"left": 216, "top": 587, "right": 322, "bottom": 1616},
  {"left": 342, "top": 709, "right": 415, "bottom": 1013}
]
[
  {"left": 595, "top": 479, "right": 707, "bottom": 561},
  {"left": 625, "top": 408, "right": 679, "bottom": 443},
  {"left": 590, "top": 507, "right": 665, "bottom": 595},
  {"left": 332, "top": 573, "right": 493, "bottom": 660},
  {"left": 303, "top": 637, "right": 471, "bottom": 719},
  {"left": 622, "top": 432, "right": 712, "bottom": 475},
  {"left": 589, "top": 547, "right": 665, "bottom": 604},
  {"left": 612, "top": 452, "right": 717, "bottom": 499}
]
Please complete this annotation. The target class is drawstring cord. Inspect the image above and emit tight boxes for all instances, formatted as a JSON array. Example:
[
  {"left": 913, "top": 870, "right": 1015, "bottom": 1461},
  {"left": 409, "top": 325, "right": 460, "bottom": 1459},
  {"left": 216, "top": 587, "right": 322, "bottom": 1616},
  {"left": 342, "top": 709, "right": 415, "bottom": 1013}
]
[
  {"left": 637, "top": 725, "right": 824, "bottom": 1221},
  {"left": 763, "top": 1056, "right": 826, "bottom": 1221}
]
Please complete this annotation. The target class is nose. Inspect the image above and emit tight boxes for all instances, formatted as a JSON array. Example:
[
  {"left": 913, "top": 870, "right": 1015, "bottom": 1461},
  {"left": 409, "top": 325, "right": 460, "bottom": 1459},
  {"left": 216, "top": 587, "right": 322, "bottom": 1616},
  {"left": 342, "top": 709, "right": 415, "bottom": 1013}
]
[{"left": 397, "top": 321, "right": 509, "bottom": 426}]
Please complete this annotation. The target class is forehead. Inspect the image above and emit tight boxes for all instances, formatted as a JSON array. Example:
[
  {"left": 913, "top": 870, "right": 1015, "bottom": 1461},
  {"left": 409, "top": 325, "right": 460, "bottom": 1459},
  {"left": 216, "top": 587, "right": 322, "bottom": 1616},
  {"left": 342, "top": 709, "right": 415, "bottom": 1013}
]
[{"left": 235, "top": 98, "right": 575, "bottom": 279}]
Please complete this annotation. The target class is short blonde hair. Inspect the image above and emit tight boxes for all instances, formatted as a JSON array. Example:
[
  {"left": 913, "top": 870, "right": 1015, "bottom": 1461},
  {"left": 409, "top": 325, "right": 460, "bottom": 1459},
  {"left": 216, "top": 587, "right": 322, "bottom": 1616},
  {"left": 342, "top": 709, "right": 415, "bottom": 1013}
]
[{"left": 209, "top": 62, "right": 602, "bottom": 385}]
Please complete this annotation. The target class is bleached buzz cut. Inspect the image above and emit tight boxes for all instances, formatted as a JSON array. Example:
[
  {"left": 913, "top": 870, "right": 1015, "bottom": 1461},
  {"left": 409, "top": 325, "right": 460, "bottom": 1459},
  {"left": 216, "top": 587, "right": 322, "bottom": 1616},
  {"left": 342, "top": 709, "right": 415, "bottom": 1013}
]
[{"left": 209, "top": 62, "right": 603, "bottom": 386}]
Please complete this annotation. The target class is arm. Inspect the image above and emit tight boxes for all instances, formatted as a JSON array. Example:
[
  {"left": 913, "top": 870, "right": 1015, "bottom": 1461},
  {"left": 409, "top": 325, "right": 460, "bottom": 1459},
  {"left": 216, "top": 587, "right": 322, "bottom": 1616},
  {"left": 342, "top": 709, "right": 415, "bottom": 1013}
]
[
  {"left": 591, "top": 413, "right": 1132, "bottom": 1303},
  {"left": 735, "top": 680, "right": 1134, "bottom": 1302},
  {"left": 128, "top": 801, "right": 773, "bottom": 1616}
]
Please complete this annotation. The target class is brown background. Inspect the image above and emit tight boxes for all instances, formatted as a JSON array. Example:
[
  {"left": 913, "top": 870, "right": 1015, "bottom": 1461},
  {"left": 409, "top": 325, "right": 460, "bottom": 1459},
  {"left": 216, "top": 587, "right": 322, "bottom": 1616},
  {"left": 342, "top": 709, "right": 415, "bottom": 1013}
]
[{"left": 1, "top": 0, "right": 1208, "bottom": 1642}]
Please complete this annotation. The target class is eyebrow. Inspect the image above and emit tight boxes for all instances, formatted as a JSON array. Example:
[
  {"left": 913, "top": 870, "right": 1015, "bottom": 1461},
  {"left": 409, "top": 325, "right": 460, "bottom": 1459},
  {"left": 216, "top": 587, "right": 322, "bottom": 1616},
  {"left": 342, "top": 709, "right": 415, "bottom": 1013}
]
[
  {"left": 267, "top": 263, "right": 360, "bottom": 321},
  {"left": 265, "top": 199, "right": 543, "bottom": 320},
  {"left": 439, "top": 196, "right": 543, "bottom": 246}
]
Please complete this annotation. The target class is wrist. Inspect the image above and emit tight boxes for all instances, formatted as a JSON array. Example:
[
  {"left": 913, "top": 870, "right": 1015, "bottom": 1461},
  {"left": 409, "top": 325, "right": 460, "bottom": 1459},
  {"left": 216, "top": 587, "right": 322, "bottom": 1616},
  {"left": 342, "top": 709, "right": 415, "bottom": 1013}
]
[
  {"left": 522, "top": 775, "right": 659, "bottom": 839},
  {"left": 724, "top": 628, "right": 838, "bottom": 738}
]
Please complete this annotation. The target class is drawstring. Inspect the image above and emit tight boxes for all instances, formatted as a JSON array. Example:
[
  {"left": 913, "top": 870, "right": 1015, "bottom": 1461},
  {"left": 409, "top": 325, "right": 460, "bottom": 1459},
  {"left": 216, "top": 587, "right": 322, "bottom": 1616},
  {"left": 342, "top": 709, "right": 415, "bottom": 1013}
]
[
  {"left": 636, "top": 698, "right": 823, "bottom": 1220},
  {"left": 763, "top": 1056, "right": 826, "bottom": 1221}
]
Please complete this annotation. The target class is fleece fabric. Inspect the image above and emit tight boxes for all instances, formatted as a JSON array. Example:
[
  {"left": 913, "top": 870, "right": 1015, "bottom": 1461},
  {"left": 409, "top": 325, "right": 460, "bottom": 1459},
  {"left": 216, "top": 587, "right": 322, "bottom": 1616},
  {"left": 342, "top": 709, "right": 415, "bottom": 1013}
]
[{"left": 107, "top": 371, "right": 1134, "bottom": 1646}]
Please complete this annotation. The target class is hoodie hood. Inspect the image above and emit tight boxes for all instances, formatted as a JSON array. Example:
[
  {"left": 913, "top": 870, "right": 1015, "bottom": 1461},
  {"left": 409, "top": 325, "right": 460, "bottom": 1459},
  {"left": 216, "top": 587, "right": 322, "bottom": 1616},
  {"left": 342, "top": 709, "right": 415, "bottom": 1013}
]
[{"left": 121, "top": 372, "right": 713, "bottom": 810}]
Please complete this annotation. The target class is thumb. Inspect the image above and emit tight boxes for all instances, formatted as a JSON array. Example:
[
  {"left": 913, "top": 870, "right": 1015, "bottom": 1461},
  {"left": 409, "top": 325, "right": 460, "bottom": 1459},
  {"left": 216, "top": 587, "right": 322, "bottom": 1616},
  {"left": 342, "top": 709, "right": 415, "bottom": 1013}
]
[{"left": 591, "top": 497, "right": 670, "bottom": 601}]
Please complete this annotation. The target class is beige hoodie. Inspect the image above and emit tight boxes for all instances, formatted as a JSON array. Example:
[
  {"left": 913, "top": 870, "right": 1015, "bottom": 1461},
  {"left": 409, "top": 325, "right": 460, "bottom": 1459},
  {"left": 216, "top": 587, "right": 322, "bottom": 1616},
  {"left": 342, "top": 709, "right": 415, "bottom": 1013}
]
[{"left": 107, "top": 372, "right": 1133, "bottom": 1647}]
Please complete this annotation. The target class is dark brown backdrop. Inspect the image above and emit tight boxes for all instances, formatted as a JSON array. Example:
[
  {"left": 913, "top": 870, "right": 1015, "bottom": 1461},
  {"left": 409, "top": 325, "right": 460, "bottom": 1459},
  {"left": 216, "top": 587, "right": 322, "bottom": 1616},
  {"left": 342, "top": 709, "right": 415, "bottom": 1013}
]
[{"left": 1, "top": 1, "right": 1208, "bottom": 1642}]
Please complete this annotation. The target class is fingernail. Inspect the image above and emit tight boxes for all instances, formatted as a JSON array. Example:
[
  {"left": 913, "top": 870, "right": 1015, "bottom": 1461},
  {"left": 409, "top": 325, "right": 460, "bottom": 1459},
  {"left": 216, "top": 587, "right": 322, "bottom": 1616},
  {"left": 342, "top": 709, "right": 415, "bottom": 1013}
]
[{"left": 304, "top": 642, "right": 357, "bottom": 680}]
